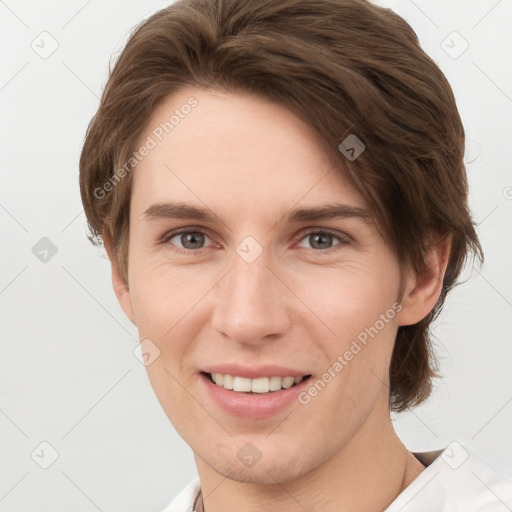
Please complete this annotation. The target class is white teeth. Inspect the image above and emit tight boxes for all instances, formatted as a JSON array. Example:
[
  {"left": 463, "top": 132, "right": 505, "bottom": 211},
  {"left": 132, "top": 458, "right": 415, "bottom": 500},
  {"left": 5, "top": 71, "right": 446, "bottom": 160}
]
[
  {"left": 209, "top": 373, "right": 307, "bottom": 393},
  {"left": 281, "top": 376, "right": 295, "bottom": 389},
  {"left": 222, "top": 374, "right": 233, "bottom": 390},
  {"left": 232, "top": 376, "right": 252, "bottom": 392},
  {"left": 269, "top": 376, "right": 282, "bottom": 391},
  {"left": 251, "top": 377, "right": 269, "bottom": 393}
]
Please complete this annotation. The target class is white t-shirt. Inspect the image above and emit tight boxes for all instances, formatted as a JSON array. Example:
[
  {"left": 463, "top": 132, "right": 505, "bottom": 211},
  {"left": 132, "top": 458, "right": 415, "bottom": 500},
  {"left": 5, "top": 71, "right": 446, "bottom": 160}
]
[{"left": 162, "top": 442, "right": 512, "bottom": 511}]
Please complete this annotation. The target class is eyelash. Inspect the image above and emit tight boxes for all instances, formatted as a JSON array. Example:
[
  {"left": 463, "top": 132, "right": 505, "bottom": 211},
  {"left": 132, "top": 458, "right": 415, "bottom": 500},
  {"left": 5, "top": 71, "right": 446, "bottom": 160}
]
[{"left": 160, "top": 227, "right": 350, "bottom": 255}]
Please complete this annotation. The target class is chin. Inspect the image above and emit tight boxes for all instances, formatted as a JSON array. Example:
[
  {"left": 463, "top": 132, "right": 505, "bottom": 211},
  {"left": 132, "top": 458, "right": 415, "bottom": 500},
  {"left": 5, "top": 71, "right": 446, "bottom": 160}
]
[
  {"left": 197, "top": 437, "right": 322, "bottom": 485},
  {"left": 215, "top": 458, "right": 307, "bottom": 485}
]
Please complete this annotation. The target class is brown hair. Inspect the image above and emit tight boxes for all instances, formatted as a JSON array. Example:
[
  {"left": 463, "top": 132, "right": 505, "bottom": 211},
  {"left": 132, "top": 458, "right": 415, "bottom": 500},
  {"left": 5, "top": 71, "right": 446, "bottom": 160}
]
[{"left": 79, "top": 0, "right": 483, "bottom": 412}]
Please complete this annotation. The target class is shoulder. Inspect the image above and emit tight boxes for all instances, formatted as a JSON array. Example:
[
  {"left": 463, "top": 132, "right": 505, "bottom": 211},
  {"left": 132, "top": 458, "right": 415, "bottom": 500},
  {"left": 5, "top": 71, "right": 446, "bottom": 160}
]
[
  {"left": 161, "top": 478, "right": 201, "bottom": 512},
  {"left": 385, "top": 441, "right": 512, "bottom": 512}
]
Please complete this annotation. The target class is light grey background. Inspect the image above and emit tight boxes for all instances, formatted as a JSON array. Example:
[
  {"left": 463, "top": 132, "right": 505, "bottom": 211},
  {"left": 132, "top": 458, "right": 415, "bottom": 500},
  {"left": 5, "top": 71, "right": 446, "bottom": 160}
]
[{"left": 1, "top": 0, "right": 511, "bottom": 510}]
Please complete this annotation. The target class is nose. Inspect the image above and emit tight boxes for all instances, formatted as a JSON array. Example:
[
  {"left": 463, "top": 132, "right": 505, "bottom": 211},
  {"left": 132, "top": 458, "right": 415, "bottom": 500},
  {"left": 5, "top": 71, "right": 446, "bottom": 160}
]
[{"left": 210, "top": 247, "right": 291, "bottom": 346}]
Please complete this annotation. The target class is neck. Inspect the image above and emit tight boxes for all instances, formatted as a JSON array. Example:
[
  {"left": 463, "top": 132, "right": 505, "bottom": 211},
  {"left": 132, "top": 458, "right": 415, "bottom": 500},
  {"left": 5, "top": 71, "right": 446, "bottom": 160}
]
[{"left": 194, "top": 398, "right": 425, "bottom": 512}]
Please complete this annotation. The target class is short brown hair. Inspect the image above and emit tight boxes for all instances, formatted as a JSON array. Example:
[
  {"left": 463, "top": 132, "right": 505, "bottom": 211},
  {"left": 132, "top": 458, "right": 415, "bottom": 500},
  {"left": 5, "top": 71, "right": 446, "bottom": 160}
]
[{"left": 79, "top": 0, "right": 483, "bottom": 412}]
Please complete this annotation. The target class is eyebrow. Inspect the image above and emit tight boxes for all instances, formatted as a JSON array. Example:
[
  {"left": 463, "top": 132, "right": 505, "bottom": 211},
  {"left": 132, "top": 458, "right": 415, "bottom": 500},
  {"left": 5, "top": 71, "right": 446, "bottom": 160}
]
[{"left": 142, "top": 201, "right": 373, "bottom": 226}]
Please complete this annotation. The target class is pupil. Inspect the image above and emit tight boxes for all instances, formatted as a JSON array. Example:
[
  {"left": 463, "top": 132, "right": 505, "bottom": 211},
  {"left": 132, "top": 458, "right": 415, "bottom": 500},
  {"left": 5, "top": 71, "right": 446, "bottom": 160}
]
[
  {"left": 311, "top": 233, "right": 332, "bottom": 249},
  {"left": 183, "top": 232, "right": 204, "bottom": 249}
]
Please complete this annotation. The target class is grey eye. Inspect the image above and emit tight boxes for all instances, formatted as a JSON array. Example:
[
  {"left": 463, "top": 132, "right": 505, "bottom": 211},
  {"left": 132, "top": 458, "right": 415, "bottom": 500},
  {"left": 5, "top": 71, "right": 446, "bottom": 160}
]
[
  {"left": 169, "top": 231, "right": 210, "bottom": 250},
  {"left": 298, "top": 231, "right": 343, "bottom": 250}
]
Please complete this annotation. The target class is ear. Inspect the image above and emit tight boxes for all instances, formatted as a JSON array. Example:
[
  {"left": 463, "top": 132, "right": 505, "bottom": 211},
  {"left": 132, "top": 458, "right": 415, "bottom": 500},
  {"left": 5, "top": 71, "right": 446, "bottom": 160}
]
[
  {"left": 395, "top": 232, "right": 452, "bottom": 327},
  {"left": 103, "top": 228, "right": 137, "bottom": 326}
]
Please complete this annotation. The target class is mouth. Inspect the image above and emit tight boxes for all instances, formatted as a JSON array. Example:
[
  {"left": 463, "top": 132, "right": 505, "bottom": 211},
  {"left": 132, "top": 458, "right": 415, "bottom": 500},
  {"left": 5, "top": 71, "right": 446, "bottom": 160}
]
[{"left": 202, "top": 371, "right": 312, "bottom": 394}]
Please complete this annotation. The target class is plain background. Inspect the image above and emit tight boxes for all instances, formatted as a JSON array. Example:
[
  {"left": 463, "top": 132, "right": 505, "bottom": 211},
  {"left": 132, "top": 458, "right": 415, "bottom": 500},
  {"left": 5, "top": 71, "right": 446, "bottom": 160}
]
[{"left": 1, "top": 0, "right": 511, "bottom": 510}]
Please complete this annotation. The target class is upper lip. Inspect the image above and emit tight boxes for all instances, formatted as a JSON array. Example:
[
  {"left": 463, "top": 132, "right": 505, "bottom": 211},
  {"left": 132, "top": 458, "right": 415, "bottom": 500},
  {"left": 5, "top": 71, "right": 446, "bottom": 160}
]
[{"left": 201, "top": 364, "right": 311, "bottom": 379}]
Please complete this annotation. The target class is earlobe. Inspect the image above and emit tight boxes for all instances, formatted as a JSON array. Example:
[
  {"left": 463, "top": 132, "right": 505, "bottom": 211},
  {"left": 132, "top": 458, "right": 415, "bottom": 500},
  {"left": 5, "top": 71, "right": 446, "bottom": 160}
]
[
  {"left": 395, "top": 233, "right": 452, "bottom": 327},
  {"left": 103, "top": 229, "right": 137, "bottom": 326}
]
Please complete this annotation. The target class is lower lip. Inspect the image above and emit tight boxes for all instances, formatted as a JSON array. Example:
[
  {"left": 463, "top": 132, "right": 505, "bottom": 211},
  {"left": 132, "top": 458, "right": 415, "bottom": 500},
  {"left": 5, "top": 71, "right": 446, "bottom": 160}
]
[{"left": 200, "top": 373, "right": 312, "bottom": 419}]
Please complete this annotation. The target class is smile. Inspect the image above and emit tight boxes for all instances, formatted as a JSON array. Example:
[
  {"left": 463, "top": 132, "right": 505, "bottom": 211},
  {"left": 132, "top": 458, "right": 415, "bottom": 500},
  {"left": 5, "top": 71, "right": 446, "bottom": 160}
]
[{"left": 208, "top": 372, "right": 312, "bottom": 393}]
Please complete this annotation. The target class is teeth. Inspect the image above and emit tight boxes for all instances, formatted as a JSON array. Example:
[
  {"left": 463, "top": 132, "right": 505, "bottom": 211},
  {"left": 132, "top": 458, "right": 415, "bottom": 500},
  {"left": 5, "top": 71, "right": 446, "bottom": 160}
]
[
  {"left": 222, "top": 374, "right": 233, "bottom": 389},
  {"left": 269, "top": 376, "right": 282, "bottom": 391},
  {"left": 233, "top": 376, "right": 252, "bottom": 392},
  {"left": 209, "top": 373, "right": 307, "bottom": 393},
  {"left": 281, "top": 376, "right": 295, "bottom": 389},
  {"left": 251, "top": 377, "right": 269, "bottom": 393}
]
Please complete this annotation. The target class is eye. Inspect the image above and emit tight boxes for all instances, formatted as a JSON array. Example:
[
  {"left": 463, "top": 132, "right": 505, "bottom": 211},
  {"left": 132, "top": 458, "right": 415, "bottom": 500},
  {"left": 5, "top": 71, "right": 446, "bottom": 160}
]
[
  {"left": 163, "top": 229, "right": 213, "bottom": 251},
  {"left": 296, "top": 229, "right": 348, "bottom": 251},
  {"left": 161, "top": 227, "right": 349, "bottom": 253}
]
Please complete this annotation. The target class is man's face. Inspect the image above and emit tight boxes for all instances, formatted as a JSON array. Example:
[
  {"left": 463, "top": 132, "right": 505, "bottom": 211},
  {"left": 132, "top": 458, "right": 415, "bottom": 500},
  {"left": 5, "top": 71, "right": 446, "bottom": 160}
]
[{"left": 122, "top": 86, "right": 408, "bottom": 483}]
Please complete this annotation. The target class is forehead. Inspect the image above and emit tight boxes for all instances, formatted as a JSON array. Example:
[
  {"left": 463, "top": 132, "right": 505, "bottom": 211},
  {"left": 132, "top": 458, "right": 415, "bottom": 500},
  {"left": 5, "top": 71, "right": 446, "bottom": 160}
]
[{"left": 130, "top": 87, "right": 366, "bottom": 217}]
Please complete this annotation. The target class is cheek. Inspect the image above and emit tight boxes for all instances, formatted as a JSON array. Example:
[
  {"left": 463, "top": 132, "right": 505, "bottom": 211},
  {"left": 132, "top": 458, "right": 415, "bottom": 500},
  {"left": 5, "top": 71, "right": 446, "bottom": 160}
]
[
  {"left": 284, "top": 261, "right": 401, "bottom": 333},
  {"left": 293, "top": 263, "right": 401, "bottom": 394},
  {"left": 128, "top": 254, "right": 209, "bottom": 330}
]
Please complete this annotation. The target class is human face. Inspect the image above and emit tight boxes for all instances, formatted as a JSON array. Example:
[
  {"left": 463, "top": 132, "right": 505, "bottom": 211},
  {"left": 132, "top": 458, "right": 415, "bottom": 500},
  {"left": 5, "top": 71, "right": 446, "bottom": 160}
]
[{"left": 122, "top": 86, "right": 407, "bottom": 484}]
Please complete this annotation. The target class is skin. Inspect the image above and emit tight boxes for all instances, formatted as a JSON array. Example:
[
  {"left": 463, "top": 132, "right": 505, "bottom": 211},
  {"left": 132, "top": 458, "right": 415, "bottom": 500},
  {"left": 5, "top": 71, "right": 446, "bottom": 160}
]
[{"left": 105, "top": 87, "right": 451, "bottom": 511}]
